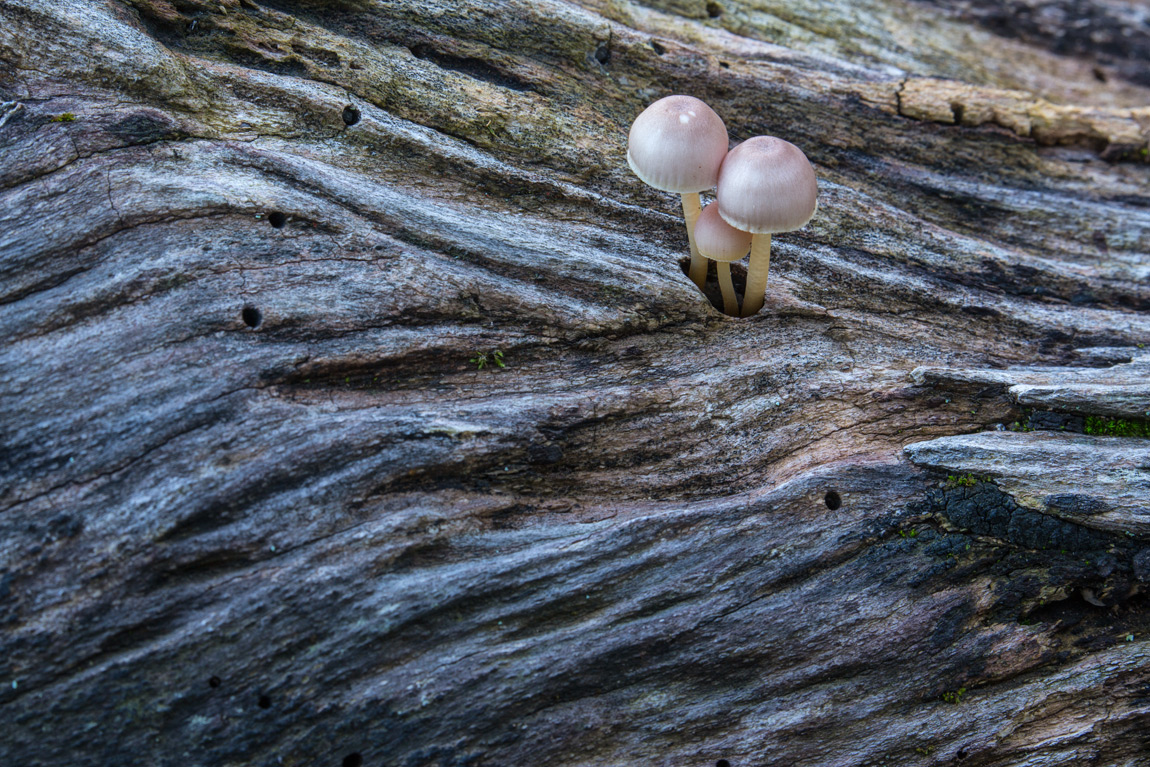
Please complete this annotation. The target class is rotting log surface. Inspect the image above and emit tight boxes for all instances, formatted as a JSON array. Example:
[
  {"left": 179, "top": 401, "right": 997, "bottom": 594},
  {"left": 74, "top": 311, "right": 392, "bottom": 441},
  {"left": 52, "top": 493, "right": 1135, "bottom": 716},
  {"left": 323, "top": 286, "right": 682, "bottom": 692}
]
[{"left": 1, "top": 1, "right": 1149, "bottom": 765}]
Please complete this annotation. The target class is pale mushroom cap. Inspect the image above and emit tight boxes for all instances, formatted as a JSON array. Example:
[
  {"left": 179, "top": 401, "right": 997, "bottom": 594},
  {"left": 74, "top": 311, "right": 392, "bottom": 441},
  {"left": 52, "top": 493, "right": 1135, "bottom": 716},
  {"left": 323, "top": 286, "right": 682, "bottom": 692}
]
[
  {"left": 627, "top": 95, "right": 729, "bottom": 193},
  {"left": 716, "top": 136, "right": 818, "bottom": 234},
  {"left": 694, "top": 203, "right": 752, "bottom": 263}
]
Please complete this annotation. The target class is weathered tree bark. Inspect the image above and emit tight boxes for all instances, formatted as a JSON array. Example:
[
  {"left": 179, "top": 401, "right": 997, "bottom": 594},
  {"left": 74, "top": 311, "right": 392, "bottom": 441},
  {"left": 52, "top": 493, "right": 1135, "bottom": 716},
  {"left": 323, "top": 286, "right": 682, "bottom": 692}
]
[{"left": 1, "top": 0, "right": 1149, "bottom": 765}]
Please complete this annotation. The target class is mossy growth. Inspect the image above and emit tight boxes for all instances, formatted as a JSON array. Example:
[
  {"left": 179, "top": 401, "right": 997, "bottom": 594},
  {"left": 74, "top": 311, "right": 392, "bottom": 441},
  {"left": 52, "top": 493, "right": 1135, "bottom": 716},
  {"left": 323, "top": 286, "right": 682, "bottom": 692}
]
[
  {"left": 941, "top": 687, "right": 966, "bottom": 704},
  {"left": 1083, "top": 415, "right": 1150, "bottom": 438},
  {"left": 50, "top": 113, "right": 76, "bottom": 122},
  {"left": 470, "top": 349, "right": 505, "bottom": 370},
  {"left": 945, "top": 473, "right": 991, "bottom": 489},
  {"left": 1006, "top": 407, "right": 1034, "bottom": 432}
]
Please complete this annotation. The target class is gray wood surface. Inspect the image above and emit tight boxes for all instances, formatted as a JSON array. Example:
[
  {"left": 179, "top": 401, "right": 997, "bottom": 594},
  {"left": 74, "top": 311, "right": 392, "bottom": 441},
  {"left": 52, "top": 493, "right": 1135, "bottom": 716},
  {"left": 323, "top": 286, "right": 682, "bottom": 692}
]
[{"left": 1, "top": 0, "right": 1148, "bottom": 765}]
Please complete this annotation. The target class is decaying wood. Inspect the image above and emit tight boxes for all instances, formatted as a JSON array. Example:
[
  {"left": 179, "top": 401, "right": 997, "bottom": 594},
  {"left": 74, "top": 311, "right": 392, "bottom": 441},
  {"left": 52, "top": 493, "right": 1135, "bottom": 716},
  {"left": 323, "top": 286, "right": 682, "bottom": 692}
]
[{"left": 1, "top": 0, "right": 1148, "bottom": 765}]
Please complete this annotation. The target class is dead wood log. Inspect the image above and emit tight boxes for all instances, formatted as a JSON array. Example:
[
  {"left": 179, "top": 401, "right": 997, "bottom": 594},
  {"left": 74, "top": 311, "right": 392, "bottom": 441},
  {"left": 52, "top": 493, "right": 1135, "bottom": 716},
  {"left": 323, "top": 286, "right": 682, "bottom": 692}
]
[{"left": 1, "top": 0, "right": 1149, "bottom": 765}]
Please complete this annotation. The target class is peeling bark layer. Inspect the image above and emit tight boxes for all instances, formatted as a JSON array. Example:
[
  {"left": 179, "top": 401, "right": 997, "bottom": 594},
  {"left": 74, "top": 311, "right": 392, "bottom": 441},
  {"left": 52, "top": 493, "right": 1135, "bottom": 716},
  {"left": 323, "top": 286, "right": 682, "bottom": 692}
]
[{"left": 1, "top": 1, "right": 1149, "bottom": 766}]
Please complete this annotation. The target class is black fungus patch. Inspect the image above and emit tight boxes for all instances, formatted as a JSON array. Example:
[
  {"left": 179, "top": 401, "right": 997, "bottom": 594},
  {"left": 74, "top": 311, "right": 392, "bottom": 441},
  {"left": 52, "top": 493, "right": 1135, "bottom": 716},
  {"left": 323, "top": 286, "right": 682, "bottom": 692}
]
[
  {"left": 921, "top": 532, "right": 973, "bottom": 559},
  {"left": 1044, "top": 494, "right": 1111, "bottom": 517},
  {"left": 903, "top": 481, "right": 1150, "bottom": 667},
  {"left": 924, "top": 482, "right": 1113, "bottom": 552},
  {"left": 1026, "top": 410, "right": 1085, "bottom": 432},
  {"left": 914, "top": 483, "right": 1147, "bottom": 617}
]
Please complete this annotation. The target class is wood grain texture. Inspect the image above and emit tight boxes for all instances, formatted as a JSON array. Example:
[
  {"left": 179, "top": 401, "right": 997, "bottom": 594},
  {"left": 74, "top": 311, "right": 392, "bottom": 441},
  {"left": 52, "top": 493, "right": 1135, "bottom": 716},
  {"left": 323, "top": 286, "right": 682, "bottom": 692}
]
[{"left": 1, "top": 1, "right": 1148, "bottom": 765}]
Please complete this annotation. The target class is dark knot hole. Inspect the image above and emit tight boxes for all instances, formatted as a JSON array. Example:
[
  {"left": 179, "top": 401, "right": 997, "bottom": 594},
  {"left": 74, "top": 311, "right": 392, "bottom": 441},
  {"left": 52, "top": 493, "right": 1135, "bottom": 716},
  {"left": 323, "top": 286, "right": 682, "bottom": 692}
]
[{"left": 241, "top": 306, "right": 262, "bottom": 328}]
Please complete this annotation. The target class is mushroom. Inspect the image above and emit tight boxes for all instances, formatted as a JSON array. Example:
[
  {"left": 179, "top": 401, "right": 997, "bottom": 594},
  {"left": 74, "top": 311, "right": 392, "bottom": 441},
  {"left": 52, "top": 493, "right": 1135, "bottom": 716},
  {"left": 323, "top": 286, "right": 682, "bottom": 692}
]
[
  {"left": 694, "top": 202, "right": 752, "bottom": 316},
  {"left": 627, "top": 95, "right": 730, "bottom": 291},
  {"left": 716, "top": 136, "right": 817, "bottom": 316}
]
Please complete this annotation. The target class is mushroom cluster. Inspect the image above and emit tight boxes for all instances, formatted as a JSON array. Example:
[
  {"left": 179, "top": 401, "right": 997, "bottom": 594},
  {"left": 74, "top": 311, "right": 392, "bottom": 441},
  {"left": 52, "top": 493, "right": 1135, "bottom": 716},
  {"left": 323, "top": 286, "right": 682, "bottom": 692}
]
[{"left": 627, "top": 96, "right": 818, "bottom": 317}]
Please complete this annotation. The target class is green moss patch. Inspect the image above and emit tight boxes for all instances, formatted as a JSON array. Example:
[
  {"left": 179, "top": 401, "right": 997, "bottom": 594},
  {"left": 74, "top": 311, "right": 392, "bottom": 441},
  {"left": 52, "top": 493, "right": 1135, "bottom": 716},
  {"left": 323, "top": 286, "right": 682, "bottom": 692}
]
[{"left": 1083, "top": 415, "right": 1150, "bottom": 438}]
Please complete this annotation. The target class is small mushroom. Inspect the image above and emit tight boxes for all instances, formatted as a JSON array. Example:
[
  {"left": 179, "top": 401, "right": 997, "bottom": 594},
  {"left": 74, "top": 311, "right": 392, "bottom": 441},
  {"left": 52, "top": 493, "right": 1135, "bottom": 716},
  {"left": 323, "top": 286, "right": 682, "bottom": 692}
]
[
  {"left": 716, "top": 136, "right": 817, "bottom": 316},
  {"left": 627, "top": 95, "right": 730, "bottom": 290},
  {"left": 694, "top": 202, "right": 751, "bottom": 316}
]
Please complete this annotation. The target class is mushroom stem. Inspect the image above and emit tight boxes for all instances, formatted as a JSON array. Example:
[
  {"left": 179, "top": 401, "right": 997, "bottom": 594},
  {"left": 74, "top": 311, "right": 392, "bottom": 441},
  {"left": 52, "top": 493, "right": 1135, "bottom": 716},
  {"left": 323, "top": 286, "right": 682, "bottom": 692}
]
[
  {"left": 681, "top": 192, "right": 707, "bottom": 289},
  {"left": 716, "top": 260, "right": 738, "bottom": 316},
  {"left": 741, "top": 233, "right": 772, "bottom": 317}
]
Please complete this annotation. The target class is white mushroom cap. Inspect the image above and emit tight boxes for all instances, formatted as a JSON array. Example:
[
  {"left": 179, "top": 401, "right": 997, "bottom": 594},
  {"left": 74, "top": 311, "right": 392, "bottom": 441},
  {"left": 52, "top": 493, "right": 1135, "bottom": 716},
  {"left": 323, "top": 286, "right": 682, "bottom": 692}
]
[
  {"left": 627, "top": 95, "right": 729, "bottom": 193},
  {"left": 694, "top": 203, "right": 752, "bottom": 263},
  {"left": 716, "top": 136, "right": 818, "bottom": 234}
]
